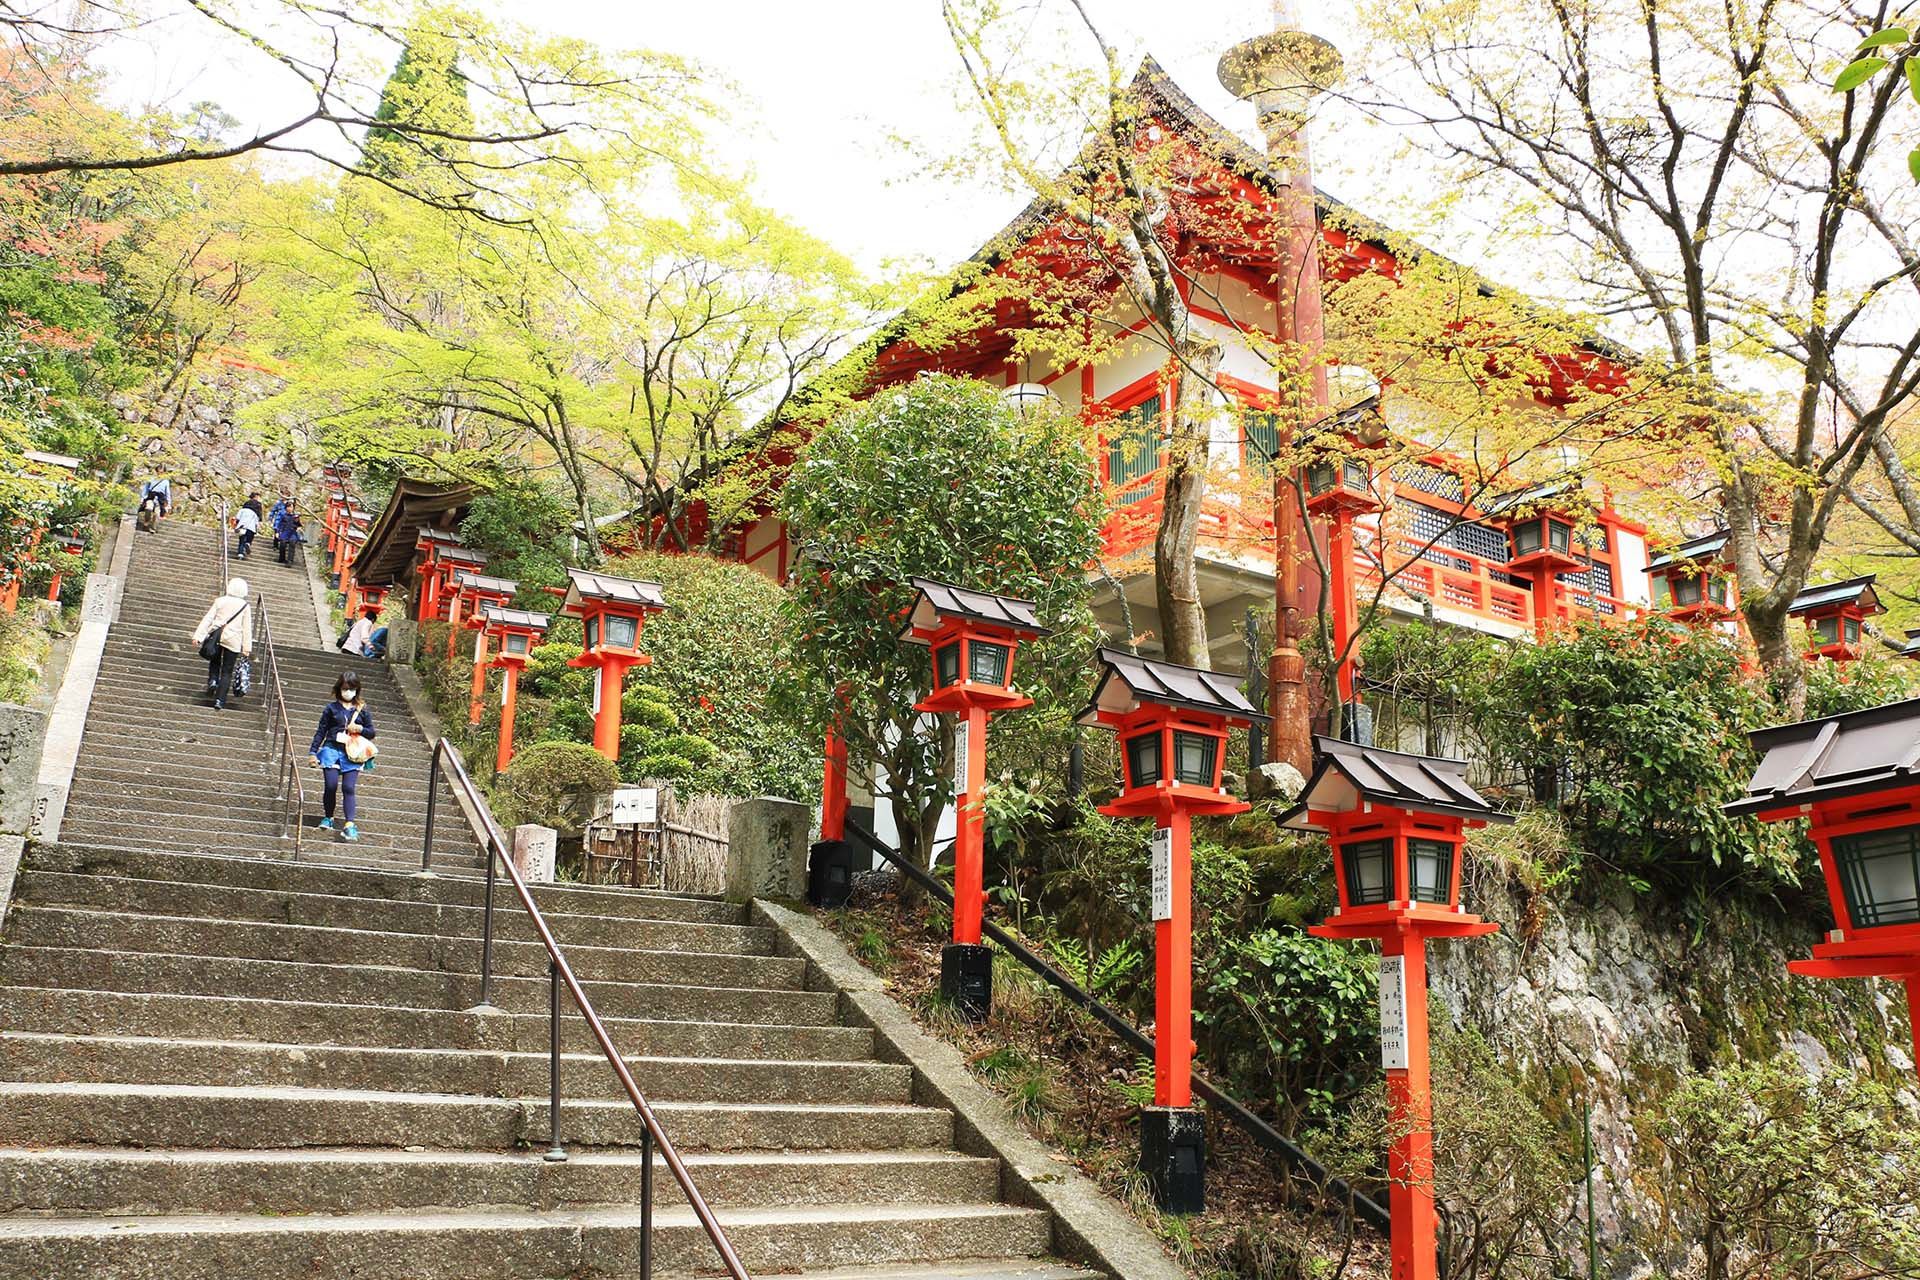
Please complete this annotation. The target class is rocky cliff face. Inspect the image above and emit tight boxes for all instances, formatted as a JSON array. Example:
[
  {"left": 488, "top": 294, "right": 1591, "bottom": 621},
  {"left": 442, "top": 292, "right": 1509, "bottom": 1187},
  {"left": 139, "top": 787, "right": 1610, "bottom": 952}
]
[
  {"left": 1430, "top": 868, "right": 1914, "bottom": 1263},
  {"left": 116, "top": 365, "right": 309, "bottom": 502}
]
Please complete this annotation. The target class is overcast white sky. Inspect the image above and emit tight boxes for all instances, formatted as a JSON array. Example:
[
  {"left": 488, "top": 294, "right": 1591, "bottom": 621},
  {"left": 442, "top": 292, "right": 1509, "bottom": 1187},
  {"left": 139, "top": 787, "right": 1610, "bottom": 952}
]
[{"left": 100, "top": 1, "right": 1422, "bottom": 279}]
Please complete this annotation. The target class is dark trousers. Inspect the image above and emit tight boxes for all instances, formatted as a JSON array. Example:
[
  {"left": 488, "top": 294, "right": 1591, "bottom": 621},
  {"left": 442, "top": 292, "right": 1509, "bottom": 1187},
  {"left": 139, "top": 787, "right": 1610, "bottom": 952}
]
[
  {"left": 206, "top": 647, "right": 238, "bottom": 703},
  {"left": 276, "top": 536, "right": 294, "bottom": 564},
  {"left": 322, "top": 767, "right": 359, "bottom": 822},
  {"left": 236, "top": 530, "right": 255, "bottom": 558}
]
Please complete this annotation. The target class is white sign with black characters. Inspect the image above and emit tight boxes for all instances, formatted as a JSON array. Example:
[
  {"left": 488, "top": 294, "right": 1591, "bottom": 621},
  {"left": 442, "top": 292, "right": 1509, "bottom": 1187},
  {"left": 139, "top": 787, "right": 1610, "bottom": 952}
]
[
  {"left": 1150, "top": 826, "right": 1173, "bottom": 922},
  {"left": 1379, "top": 954, "right": 1410, "bottom": 1070},
  {"left": 953, "top": 720, "right": 970, "bottom": 796},
  {"left": 609, "top": 787, "right": 658, "bottom": 827}
]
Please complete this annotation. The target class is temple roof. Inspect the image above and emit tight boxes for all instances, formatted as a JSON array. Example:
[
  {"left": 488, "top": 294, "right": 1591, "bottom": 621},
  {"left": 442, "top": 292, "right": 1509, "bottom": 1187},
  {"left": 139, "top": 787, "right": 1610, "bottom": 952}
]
[
  {"left": 1726, "top": 698, "right": 1920, "bottom": 816},
  {"left": 1278, "top": 737, "right": 1512, "bottom": 830},
  {"left": 1646, "top": 529, "right": 1730, "bottom": 573},
  {"left": 453, "top": 571, "right": 518, "bottom": 596},
  {"left": 1788, "top": 575, "right": 1881, "bottom": 616},
  {"left": 354, "top": 479, "right": 478, "bottom": 587},
  {"left": 562, "top": 567, "right": 668, "bottom": 613}
]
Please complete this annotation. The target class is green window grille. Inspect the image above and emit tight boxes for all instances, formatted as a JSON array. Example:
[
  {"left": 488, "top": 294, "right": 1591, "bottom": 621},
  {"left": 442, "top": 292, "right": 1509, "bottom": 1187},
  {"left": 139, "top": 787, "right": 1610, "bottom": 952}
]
[
  {"left": 1245, "top": 410, "right": 1282, "bottom": 472},
  {"left": 1832, "top": 827, "right": 1920, "bottom": 928},
  {"left": 1106, "top": 395, "right": 1164, "bottom": 505}
]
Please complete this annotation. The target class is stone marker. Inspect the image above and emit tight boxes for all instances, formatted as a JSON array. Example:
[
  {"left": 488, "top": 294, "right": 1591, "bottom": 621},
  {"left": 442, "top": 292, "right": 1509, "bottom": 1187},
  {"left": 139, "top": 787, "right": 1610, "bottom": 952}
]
[
  {"left": 0, "top": 703, "right": 49, "bottom": 836},
  {"left": 513, "top": 824, "right": 557, "bottom": 883},
  {"left": 727, "top": 796, "right": 809, "bottom": 902}
]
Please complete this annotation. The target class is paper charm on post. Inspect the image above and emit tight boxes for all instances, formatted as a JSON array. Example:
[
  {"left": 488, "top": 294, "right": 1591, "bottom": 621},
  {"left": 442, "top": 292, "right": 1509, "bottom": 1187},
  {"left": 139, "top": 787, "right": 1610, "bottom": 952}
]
[
  {"left": 561, "top": 568, "right": 667, "bottom": 761},
  {"left": 898, "top": 578, "right": 1049, "bottom": 1020},
  {"left": 1278, "top": 739, "right": 1510, "bottom": 1280},
  {"left": 1076, "top": 647, "right": 1266, "bottom": 1214}
]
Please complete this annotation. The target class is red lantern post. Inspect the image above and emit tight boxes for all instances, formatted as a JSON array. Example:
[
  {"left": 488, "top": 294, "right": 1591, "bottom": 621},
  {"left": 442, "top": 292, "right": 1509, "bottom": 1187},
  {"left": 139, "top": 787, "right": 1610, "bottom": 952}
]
[
  {"left": 1728, "top": 698, "right": 1920, "bottom": 1081},
  {"left": 411, "top": 528, "right": 465, "bottom": 623},
  {"left": 452, "top": 571, "right": 517, "bottom": 721},
  {"left": 1301, "top": 414, "right": 1385, "bottom": 716},
  {"left": 47, "top": 533, "right": 83, "bottom": 603},
  {"left": 343, "top": 578, "right": 389, "bottom": 623},
  {"left": 1493, "top": 484, "right": 1585, "bottom": 642},
  {"left": 1279, "top": 738, "right": 1511, "bottom": 1280},
  {"left": 898, "top": 579, "right": 1050, "bottom": 1019},
  {"left": 1787, "top": 576, "right": 1883, "bottom": 664},
  {"left": 333, "top": 513, "right": 370, "bottom": 591},
  {"left": 479, "top": 604, "right": 550, "bottom": 773},
  {"left": 560, "top": 568, "right": 667, "bottom": 760},
  {"left": 1076, "top": 648, "right": 1268, "bottom": 1213}
]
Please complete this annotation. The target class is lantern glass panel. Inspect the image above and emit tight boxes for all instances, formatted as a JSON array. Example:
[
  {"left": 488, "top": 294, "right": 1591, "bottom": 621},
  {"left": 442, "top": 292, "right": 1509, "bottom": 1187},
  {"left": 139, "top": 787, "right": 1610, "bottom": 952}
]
[
  {"left": 1709, "top": 575, "right": 1729, "bottom": 606},
  {"left": 1652, "top": 575, "right": 1672, "bottom": 607},
  {"left": 1512, "top": 521, "right": 1544, "bottom": 557},
  {"left": 604, "top": 615, "right": 638, "bottom": 649},
  {"left": 505, "top": 633, "right": 529, "bottom": 655},
  {"left": 1815, "top": 615, "right": 1840, "bottom": 645},
  {"left": 1548, "top": 519, "right": 1572, "bottom": 554},
  {"left": 1407, "top": 838, "right": 1455, "bottom": 904},
  {"left": 1673, "top": 575, "right": 1703, "bottom": 607},
  {"left": 1832, "top": 827, "right": 1920, "bottom": 928},
  {"left": 1171, "top": 730, "right": 1218, "bottom": 787},
  {"left": 1341, "top": 459, "right": 1370, "bottom": 492},
  {"left": 968, "top": 640, "right": 1010, "bottom": 686},
  {"left": 1342, "top": 839, "right": 1393, "bottom": 906},
  {"left": 584, "top": 616, "right": 600, "bottom": 650},
  {"left": 1306, "top": 461, "right": 1336, "bottom": 496},
  {"left": 1124, "top": 731, "right": 1163, "bottom": 788},
  {"left": 934, "top": 642, "right": 959, "bottom": 688},
  {"left": 1846, "top": 618, "right": 1861, "bottom": 644}
]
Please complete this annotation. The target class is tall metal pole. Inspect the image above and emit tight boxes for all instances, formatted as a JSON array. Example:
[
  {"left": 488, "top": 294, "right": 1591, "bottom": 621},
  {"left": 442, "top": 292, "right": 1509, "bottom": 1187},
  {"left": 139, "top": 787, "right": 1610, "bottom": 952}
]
[{"left": 1221, "top": 2, "right": 1342, "bottom": 776}]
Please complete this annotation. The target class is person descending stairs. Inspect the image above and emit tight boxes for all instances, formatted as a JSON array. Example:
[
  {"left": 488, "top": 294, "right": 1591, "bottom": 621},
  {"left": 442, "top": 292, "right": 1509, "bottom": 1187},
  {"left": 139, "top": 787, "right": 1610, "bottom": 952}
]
[{"left": 0, "top": 509, "right": 1119, "bottom": 1280}]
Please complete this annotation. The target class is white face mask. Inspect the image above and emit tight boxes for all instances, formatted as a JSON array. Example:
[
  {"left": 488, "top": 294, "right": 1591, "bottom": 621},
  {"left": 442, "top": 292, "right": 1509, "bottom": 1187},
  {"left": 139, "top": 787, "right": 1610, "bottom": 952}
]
[{"left": 340, "top": 691, "right": 357, "bottom": 703}]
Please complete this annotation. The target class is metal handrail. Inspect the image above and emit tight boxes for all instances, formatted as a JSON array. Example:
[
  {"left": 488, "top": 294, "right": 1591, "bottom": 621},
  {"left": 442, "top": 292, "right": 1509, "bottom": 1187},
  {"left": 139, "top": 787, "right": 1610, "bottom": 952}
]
[
  {"left": 218, "top": 502, "right": 305, "bottom": 857},
  {"left": 840, "top": 817, "right": 1392, "bottom": 1232},
  {"left": 423, "top": 737, "right": 751, "bottom": 1280}
]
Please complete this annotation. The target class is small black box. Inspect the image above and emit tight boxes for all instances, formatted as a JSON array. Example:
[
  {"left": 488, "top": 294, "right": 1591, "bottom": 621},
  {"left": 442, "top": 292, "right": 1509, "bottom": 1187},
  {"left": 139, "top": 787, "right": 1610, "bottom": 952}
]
[
  {"left": 1140, "top": 1105, "right": 1205, "bottom": 1213},
  {"left": 807, "top": 839, "right": 853, "bottom": 908},
  {"left": 940, "top": 943, "right": 993, "bottom": 1020}
]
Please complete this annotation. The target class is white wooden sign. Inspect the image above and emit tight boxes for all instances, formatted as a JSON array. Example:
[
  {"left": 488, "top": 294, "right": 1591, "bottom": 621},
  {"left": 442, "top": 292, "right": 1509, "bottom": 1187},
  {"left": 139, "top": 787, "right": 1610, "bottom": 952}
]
[
  {"left": 1150, "top": 826, "right": 1173, "bottom": 922},
  {"left": 1378, "top": 954, "right": 1410, "bottom": 1070},
  {"left": 952, "top": 720, "right": 970, "bottom": 796},
  {"left": 591, "top": 666, "right": 603, "bottom": 714},
  {"left": 609, "top": 787, "right": 658, "bottom": 827}
]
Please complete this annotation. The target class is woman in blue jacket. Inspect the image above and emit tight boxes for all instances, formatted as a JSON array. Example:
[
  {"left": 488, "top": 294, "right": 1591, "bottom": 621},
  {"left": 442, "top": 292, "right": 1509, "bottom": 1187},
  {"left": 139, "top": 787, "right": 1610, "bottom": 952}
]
[{"left": 309, "top": 671, "right": 376, "bottom": 841}]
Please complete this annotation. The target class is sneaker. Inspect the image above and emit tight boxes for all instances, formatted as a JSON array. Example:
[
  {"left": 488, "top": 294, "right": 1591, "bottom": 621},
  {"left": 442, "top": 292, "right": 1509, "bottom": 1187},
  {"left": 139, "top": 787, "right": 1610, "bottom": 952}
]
[
  {"left": 341, "top": 822, "right": 359, "bottom": 842},
  {"left": 212, "top": 700, "right": 223, "bottom": 711},
  {"left": 317, "top": 817, "right": 334, "bottom": 831}
]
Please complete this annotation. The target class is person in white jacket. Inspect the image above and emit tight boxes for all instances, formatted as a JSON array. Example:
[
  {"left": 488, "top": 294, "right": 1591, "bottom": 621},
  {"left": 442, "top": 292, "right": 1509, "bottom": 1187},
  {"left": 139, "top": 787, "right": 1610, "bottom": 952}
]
[{"left": 191, "top": 578, "right": 254, "bottom": 710}]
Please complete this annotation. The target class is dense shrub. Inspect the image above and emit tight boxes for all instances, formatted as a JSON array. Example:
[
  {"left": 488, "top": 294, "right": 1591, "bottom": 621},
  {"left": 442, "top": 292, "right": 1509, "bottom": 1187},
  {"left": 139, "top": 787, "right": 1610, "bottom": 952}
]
[
  {"left": 496, "top": 740, "right": 621, "bottom": 831},
  {"left": 457, "top": 478, "right": 573, "bottom": 599}
]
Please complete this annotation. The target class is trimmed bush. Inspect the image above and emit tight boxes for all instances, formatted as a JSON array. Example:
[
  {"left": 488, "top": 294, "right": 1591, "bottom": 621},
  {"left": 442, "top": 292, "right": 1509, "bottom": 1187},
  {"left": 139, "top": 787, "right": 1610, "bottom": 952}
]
[{"left": 497, "top": 741, "right": 620, "bottom": 832}]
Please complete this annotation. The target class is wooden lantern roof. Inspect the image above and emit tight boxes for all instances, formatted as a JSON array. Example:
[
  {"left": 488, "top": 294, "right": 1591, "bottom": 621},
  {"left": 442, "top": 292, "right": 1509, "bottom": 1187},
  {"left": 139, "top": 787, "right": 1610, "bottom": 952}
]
[
  {"left": 897, "top": 577, "right": 1049, "bottom": 644},
  {"left": 1787, "top": 575, "right": 1883, "bottom": 619},
  {"left": 1075, "top": 647, "right": 1267, "bottom": 727},
  {"left": 1278, "top": 737, "right": 1512, "bottom": 831},
  {"left": 1646, "top": 529, "right": 1730, "bottom": 574},
  {"left": 561, "top": 567, "right": 667, "bottom": 615},
  {"left": 435, "top": 546, "right": 487, "bottom": 570},
  {"left": 1725, "top": 698, "right": 1920, "bottom": 818},
  {"left": 479, "top": 603, "right": 551, "bottom": 634},
  {"left": 453, "top": 570, "right": 517, "bottom": 598}
]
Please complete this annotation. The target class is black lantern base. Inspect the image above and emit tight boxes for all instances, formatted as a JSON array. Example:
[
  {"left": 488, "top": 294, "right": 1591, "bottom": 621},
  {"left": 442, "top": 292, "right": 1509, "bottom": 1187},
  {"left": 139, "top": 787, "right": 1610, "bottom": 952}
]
[
  {"left": 807, "top": 839, "right": 853, "bottom": 908},
  {"left": 940, "top": 943, "right": 993, "bottom": 1021},
  {"left": 1140, "top": 1105, "right": 1205, "bottom": 1214}
]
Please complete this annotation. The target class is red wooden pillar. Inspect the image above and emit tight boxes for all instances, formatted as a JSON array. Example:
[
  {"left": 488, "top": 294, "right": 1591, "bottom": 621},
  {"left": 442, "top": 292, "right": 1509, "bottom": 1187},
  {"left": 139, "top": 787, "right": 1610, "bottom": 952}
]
[
  {"left": 445, "top": 589, "right": 464, "bottom": 659},
  {"left": 1383, "top": 929, "right": 1438, "bottom": 1280},
  {"left": 821, "top": 726, "right": 849, "bottom": 842},
  {"left": 590, "top": 655, "right": 641, "bottom": 760},
  {"left": 496, "top": 665, "right": 522, "bottom": 774},
  {"left": 1328, "top": 511, "right": 1359, "bottom": 704},
  {"left": 1153, "top": 805, "right": 1194, "bottom": 1109},
  {"left": 952, "top": 703, "right": 990, "bottom": 947},
  {"left": 469, "top": 630, "right": 490, "bottom": 726}
]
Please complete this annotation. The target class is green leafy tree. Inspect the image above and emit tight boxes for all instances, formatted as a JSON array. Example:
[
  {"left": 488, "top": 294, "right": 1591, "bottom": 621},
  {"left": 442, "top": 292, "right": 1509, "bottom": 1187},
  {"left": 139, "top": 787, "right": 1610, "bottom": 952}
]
[{"left": 780, "top": 374, "right": 1102, "bottom": 868}]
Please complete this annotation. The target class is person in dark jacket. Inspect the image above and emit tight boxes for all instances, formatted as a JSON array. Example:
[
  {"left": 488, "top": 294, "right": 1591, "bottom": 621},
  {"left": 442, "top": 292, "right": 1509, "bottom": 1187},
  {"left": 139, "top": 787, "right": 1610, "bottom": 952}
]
[
  {"left": 309, "top": 671, "right": 376, "bottom": 841},
  {"left": 273, "top": 502, "right": 303, "bottom": 565}
]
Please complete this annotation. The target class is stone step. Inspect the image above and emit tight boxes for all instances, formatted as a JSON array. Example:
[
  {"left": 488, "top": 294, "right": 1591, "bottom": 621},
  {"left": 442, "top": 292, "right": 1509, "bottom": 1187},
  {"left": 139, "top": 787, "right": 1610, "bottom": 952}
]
[
  {"left": 0, "top": 1146, "right": 1000, "bottom": 1216},
  {"left": 51, "top": 817, "right": 454, "bottom": 861},
  {"left": 0, "top": 1032, "right": 910, "bottom": 1105},
  {"left": 0, "top": 1200, "right": 1051, "bottom": 1280},
  {"left": 57, "top": 771, "right": 458, "bottom": 821},
  {"left": 14, "top": 872, "right": 774, "bottom": 955},
  {"left": 0, "top": 988, "right": 875, "bottom": 1061},
  {"left": 0, "top": 1081, "right": 957, "bottom": 1153},
  {"left": 2, "top": 907, "right": 806, "bottom": 990},
  {"left": 0, "top": 947, "right": 840, "bottom": 1025},
  {"left": 22, "top": 845, "right": 740, "bottom": 925}
]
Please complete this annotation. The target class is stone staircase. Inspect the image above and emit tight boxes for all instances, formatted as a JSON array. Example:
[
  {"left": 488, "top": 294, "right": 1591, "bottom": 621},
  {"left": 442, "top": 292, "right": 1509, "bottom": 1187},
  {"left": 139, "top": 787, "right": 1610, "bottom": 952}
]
[
  {"left": 0, "top": 513, "right": 1106, "bottom": 1279},
  {"left": 60, "top": 518, "right": 475, "bottom": 868}
]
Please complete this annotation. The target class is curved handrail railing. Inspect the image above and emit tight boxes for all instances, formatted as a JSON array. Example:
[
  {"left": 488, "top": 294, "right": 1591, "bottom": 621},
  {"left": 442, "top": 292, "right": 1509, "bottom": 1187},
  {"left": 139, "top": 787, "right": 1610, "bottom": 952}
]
[
  {"left": 840, "top": 817, "right": 1392, "bottom": 1233},
  {"left": 218, "top": 501, "right": 306, "bottom": 857},
  {"left": 423, "top": 737, "right": 751, "bottom": 1280}
]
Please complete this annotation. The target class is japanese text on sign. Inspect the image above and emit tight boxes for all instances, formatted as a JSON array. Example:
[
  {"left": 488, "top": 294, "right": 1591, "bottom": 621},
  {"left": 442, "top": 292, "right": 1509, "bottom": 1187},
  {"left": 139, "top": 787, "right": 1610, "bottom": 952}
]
[
  {"left": 1379, "top": 954, "right": 1409, "bottom": 1070},
  {"left": 1150, "top": 826, "right": 1172, "bottom": 921}
]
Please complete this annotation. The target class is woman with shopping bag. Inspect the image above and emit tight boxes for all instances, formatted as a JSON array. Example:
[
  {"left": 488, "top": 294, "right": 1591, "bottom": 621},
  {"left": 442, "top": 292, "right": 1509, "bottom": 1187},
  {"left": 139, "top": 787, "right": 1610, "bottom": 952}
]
[
  {"left": 309, "top": 671, "right": 378, "bottom": 842},
  {"left": 189, "top": 578, "right": 252, "bottom": 711}
]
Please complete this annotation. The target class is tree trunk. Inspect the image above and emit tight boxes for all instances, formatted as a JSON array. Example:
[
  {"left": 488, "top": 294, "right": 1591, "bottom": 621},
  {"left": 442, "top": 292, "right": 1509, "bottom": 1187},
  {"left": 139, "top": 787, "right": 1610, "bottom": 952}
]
[{"left": 1153, "top": 340, "right": 1223, "bottom": 668}]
